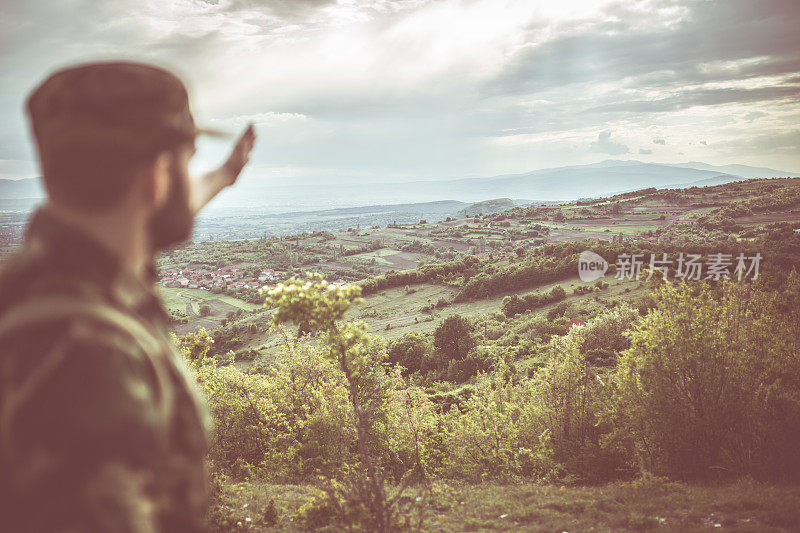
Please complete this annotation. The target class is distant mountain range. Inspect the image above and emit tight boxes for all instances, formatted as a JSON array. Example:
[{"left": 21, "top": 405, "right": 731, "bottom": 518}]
[
  {"left": 0, "top": 178, "right": 45, "bottom": 199},
  {"left": 1, "top": 161, "right": 796, "bottom": 209},
  {"left": 669, "top": 161, "right": 796, "bottom": 178}
]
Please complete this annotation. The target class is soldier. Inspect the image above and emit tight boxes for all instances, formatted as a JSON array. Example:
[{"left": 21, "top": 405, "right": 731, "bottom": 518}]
[{"left": 0, "top": 62, "right": 255, "bottom": 531}]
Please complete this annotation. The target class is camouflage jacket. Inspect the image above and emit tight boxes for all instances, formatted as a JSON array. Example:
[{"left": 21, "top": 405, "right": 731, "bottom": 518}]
[{"left": 0, "top": 206, "right": 210, "bottom": 532}]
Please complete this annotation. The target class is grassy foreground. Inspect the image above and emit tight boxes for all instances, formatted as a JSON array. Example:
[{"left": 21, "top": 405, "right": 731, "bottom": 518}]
[{"left": 210, "top": 477, "right": 800, "bottom": 532}]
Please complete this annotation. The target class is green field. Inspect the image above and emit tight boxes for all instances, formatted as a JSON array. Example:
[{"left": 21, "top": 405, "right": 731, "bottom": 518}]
[
  {"left": 158, "top": 286, "right": 260, "bottom": 314},
  {"left": 349, "top": 274, "right": 643, "bottom": 340},
  {"left": 343, "top": 247, "right": 403, "bottom": 265},
  {"left": 194, "top": 272, "right": 645, "bottom": 364},
  {"left": 211, "top": 478, "right": 800, "bottom": 532}
]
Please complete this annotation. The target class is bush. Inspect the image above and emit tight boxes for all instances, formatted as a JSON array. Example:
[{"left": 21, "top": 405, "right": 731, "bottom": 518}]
[
  {"left": 442, "top": 362, "right": 555, "bottom": 481},
  {"left": 580, "top": 304, "right": 640, "bottom": 365},
  {"left": 432, "top": 315, "right": 475, "bottom": 364},
  {"left": 547, "top": 301, "right": 571, "bottom": 321},
  {"left": 521, "top": 331, "right": 628, "bottom": 482},
  {"left": 188, "top": 342, "right": 353, "bottom": 481},
  {"left": 445, "top": 348, "right": 494, "bottom": 383},
  {"left": 502, "top": 285, "right": 567, "bottom": 317},
  {"left": 608, "top": 276, "right": 800, "bottom": 481},
  {"left": 387, "top": 332, "right": 431, "bottom": 374}
]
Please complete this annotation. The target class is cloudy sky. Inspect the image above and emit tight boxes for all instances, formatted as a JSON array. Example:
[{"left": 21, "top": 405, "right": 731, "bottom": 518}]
[{"left": 1, "top": 0, "right": 799, "bottom": 182}]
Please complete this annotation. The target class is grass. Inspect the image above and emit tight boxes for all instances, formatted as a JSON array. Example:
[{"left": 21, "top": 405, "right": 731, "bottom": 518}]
[
  {"left": 209, "top": 477, "right": 800, "bottom": 532},
  {"left": 179, "top": 272, "right": 646, "bottom": 361},
  {"left": 350, "top": 275, "right": 644, "bottom": 340},
  {"left": 342, "top": 247, "right": 405, "bottom": 265},
  {"left": 158, "top": 286, "right": 260, "bottom": 314}
]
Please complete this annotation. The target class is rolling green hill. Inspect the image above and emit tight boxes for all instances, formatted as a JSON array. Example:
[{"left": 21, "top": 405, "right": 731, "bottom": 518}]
[
  {"left": 463, "top": 198, "right": 517, "bottom": 217},
  {"left": 167, "top": 177, "right": 800, "bottom": 369}
]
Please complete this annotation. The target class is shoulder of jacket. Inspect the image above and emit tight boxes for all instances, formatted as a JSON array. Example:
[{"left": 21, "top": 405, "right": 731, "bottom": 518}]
[
  {"left": 0, "top": 294, "right": 162, "bottom": 357},
  {"left": 0, "top": 297, "right": 175, "bottom": 428}
]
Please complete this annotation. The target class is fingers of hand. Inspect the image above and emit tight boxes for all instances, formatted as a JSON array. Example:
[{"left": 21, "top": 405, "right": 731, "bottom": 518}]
[
  {"left": 237, "top": 128, "right": 255, "bottom": 155},
  {"left": 226, "top": 123, "right": 255, "bottom": 176},
  {"left": 242, "top": 123, "right": 255, "bottom": 141},
  {"left": 245, "top": 132, "right": 255, "bottom": 152},
  {"left": 245, "top": 124, "right": 256, "bottom": 146}
]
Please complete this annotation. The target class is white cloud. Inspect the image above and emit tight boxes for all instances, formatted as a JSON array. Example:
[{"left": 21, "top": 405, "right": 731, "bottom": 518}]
[
  {"left": 0, "top": 0, "right": 798, "bottom": 179},
  {"left": 590, "top": 131, "right": 628, "bottom": 155},
  {"left": 216, "top": 112, "right": 308, "bottom": 127}
]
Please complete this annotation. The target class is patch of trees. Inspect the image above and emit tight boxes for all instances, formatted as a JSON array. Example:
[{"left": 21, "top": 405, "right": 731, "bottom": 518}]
[
  {"left": 502, "top": 285, "right": 567, "bottom": 317},
  {"left": 610, "top": 277, "right": 800, "bottom": 480},
  {"left": 718, "top": 186, "right": 800, "bottom": 218},
  {"left": 168, "top": 310, "right": 189, "bottom": 325},
  {"left": 696, "top": 214, "right": 742, "bottom": 233},
  {"left": 312, "top": 230, "right": 337, "bottom": 241},
  {"left": 454, "top": 255, "right": 576, "bottom": 301},
  {"left": 578, "top": 304, "right": 639, "bottom": 366},
  {"left": 210, "top": 316, "right": 270, "bottom": 354},
  {"left": 227, "top": 289, "right": 266, "bottom": 304},
  {"left": 359, "top": 255, "right": 483, "bottom": 295},
  {"left": 358, "top": 241, "right": 656, "bottom": 301},
  {"left": 429, "top": 315, "right": 494, "bottom": 383},
  {"left": 399, "top": 240, "right": 438, "bottom": 254},
  {"left": 617, "top": 187, "right": 657, "bottom": 199},
  {"left": 340, "top": 240, "right": 384, "bottom": 257},
  {"left": 385, "top": 315, "right": 494, "bottom": 383}
]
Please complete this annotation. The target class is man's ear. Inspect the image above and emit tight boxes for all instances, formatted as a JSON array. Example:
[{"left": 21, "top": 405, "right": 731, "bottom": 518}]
[{"left": 145, "top": 151, "right": 172, "bottom": 209}]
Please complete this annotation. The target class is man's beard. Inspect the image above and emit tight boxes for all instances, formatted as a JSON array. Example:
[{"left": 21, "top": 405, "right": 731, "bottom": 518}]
[{"left": 148, "top": 157, "right": 194, "bottom": 252}]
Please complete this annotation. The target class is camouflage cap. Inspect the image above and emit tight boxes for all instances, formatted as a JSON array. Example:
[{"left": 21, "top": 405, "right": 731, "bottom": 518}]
[{"left": 26, "top": 61, "right": 226, "bottom": 161}]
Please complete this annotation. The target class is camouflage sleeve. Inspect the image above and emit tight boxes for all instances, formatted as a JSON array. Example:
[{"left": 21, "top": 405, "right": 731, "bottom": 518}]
[{"left": 1, "top": 318, "right": 166, "bottom": 532}]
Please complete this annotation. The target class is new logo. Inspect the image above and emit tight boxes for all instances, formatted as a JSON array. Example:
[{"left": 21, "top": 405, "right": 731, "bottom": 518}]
[{"left": 578, "top": 251, "right": 608, "bottom": 282}]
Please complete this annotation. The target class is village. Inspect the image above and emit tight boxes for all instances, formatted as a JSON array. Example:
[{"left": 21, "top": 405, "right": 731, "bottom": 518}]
[
  {"left": 157, "top": 265, "right": 349, "bottom": 293},
  {"left": 157, "top": 265, "right": 283, "bottom": 292}
]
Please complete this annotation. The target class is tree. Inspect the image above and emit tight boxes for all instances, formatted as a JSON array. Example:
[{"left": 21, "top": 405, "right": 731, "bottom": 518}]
[
  {"left": 526, "top": 331, "right": 622, "bottom": 481},
  {"left": 433, "top": 315, "right": 476, "bottom": 364},
  {"left": 387, "top": 333, "right": 430, "bottom": 375},
  {"left": 199, "top": 303, "right": 212, "bottom": 317},
  {"left": 176, "top": 327, "right": 214, "bottom": 360},
  {"left": 264, "top": 274, "right": 422, "bottom": 530}
]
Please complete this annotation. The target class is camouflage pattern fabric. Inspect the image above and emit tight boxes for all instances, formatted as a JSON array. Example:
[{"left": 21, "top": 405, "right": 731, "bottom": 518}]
[{"left": 0, "top": 206, "right": 211, "bottom": 532}]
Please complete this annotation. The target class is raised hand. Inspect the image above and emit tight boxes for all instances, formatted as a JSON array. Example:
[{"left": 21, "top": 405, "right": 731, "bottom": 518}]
[
  {"left": 191, "top": 123, "right": 257, "bottom": 214},
  {"left": 221, "top": 123, "right": 256, "bottom": 186}
]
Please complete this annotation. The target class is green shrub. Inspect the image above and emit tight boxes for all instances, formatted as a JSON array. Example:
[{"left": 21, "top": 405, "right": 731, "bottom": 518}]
[
  {"left": 188, "top": 342, "right": 353, "bottom": 481},
  {"left": 521, "top": 331, "right": 627, "bottom": 482},
  {"left": 441, "top": 362, "right": 556, "bottom": 481},
  {"left": 580, "top": 303, "right": 639, "bottom": 365},
  {"left": 608, "top": 275, "right": 800, "bottom": 481},
  {"left": 387, "top": 332, "right": 431, "bottom": 375},
  {"left": 503, "top": 285, "right": 568, "bottom": 317},
  {"left": 432, "top": 315, "right": 476, "bottom": 365}
]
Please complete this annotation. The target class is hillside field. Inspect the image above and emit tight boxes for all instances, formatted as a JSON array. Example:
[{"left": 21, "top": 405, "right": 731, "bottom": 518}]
[{"left": 158, "top": 178, "right": 800, "bottom": 531}]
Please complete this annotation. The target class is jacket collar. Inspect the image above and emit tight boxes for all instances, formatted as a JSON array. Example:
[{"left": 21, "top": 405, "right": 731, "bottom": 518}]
[{"left": 24, "top": 205, "right": 163, "bottom": 316}]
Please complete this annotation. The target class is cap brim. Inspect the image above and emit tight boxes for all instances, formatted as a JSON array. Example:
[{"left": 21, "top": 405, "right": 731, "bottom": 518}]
[{"left": 196, "top": 126, "right": 232, "bottom": 139}]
